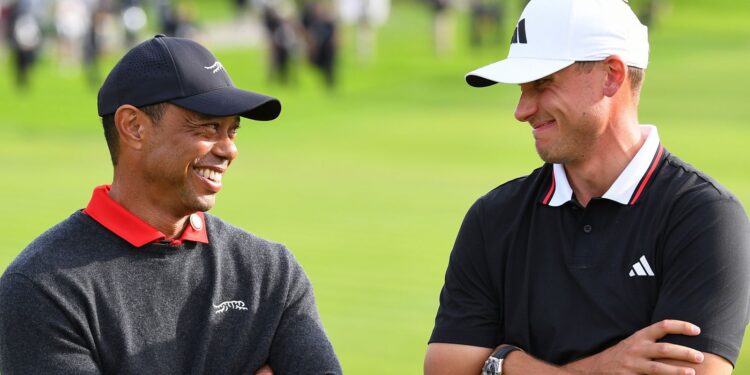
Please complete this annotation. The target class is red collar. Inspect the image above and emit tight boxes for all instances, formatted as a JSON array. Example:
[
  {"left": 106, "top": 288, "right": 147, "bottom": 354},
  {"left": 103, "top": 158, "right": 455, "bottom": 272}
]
[{"left": 82, "top": 185, "right": 209, "bottom": 247}]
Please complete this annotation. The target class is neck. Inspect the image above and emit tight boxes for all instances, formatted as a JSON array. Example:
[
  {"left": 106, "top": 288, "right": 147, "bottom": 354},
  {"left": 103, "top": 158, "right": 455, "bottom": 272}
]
[
  {"left": 109, "top": 176, "right": 189, "bottom": 239},
  {"left": 565, "top": 121, "right": 644, "bottom": 207}
]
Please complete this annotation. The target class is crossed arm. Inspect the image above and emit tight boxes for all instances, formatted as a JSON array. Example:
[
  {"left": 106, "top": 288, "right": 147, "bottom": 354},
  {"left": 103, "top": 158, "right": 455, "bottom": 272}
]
[{"left": 424, "top": 320, "right": 732, "bottom": 375}]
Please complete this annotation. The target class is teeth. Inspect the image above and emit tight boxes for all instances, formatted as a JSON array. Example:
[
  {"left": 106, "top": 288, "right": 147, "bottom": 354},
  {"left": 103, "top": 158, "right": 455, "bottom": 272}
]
[{"left": 196, "top": 168, "right": 222, "bottom": 182}]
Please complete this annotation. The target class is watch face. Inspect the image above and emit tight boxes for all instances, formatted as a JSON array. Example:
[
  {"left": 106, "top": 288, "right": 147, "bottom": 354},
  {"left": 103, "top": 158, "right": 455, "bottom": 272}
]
[{"left": 482, "top": 357, "right": 500, "bottom": 375}]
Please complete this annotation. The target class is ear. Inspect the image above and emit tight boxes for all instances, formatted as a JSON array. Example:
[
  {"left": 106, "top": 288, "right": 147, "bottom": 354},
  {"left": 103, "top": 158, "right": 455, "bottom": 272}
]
[
  {"left": 113, "top": 105, "right": 149, "bottom": 151},
  {"left": 602, "top": 55, "right": 627, "bottom": 97}
]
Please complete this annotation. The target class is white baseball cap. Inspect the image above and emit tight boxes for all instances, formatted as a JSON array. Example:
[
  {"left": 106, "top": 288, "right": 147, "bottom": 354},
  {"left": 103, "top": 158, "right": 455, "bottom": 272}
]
[{"left": 466, "top": 0, "right": 649, "bottom": 86}]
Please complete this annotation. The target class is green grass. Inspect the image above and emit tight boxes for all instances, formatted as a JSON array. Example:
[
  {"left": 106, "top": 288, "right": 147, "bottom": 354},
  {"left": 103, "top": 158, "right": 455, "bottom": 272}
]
[{"left": 1, "top": 0, "right": 750, "bottom": 373}]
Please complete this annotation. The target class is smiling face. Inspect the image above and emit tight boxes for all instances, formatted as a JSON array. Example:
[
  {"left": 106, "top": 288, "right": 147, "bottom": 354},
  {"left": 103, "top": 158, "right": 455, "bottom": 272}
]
[
  {"left": 514, "top": 62, "right": 609, "bottom": 165},
  {"left": 140, "top": 103, "right": 240, "bottom": 217}
]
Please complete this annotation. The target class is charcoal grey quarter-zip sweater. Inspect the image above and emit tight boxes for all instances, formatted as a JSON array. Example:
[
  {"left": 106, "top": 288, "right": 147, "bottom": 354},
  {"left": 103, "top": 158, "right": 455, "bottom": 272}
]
[{"left": 0, "top": 211, "right": 342, "bottom": 375}]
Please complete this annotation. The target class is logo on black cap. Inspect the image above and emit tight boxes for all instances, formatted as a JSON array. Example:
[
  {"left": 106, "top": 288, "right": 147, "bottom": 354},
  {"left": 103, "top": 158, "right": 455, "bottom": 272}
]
[{"left": 204, "top": 61, "right": 225, "bottom": 74}]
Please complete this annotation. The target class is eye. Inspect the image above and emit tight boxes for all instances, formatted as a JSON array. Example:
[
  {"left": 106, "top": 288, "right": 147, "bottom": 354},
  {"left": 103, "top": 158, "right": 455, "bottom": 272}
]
[
  {"left": 193, "top": 123, "right": 219, "bottom": 137},
  {"left": 200, "top": 123, "right": 219, "bottom": 133},
  {"left": 536, "top": 78, "right": 552, "bottom": 88}
]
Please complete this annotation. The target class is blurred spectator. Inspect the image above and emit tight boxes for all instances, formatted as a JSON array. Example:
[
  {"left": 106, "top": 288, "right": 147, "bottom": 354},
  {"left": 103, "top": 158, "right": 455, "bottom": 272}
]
[
  {"left": 156, "top": 0, "right": 178, "bottom": 35},
  {"left": 0, "top": 1, "right": 11, "bottom": 55},
  {"left": 336, "top": 0, "right": 389, "bottom": 62},
  {"left": 424, "top": 0, "right": 453, "bottom": 56},
  {"left": 262, "top": 4, "right": 297, "bottom": 85},
  {"left": 637, "top": 0, "right": 666, "bottom": 29},
  {"left": 120, "top": 0, "right": 146, "bottom": 47},
  {"left": 156, "top": 0, "right": 197, "bottom": 38},
  {"left": 469, "top": 0, "right": 502, "bottom": 48},
  {"left": 233, "top": 0, "right": 256, "bottom": 23},
  {"left": 6, "top": 0, "right": 44, "bottom": 89},
  {"left": 303, "top": 1, "right": 337, "bottom": 89},
  {"left": 54, "top": 0, "right": 92, "bottom": 68},
  {"left": 83, "top": 1, "right": 108, "bottom": 87},
  {"left": 234, "top": 0, "right": 249, "bottom": 13}
]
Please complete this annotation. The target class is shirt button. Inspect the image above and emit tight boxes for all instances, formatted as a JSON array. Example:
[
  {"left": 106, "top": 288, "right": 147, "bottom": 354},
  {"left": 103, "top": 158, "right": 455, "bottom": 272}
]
[
  {"left": 190, "top": 213, "right": 203, "bottom": 231},
  {"left": 583, "top": 224, "right": 592, "bottom": 233}
]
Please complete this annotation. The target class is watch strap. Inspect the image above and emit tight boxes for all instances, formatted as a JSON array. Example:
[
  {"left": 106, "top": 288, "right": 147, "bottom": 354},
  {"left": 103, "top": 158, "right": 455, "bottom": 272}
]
[{"left": 492, "top": 345, "right": 522, "bottom": 361}]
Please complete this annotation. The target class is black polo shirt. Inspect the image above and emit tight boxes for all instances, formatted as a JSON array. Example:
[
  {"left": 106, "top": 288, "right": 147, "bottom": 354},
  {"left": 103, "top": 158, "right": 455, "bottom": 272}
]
[{"left": 429, "top": 126, "right": 750, "bottom": 366}]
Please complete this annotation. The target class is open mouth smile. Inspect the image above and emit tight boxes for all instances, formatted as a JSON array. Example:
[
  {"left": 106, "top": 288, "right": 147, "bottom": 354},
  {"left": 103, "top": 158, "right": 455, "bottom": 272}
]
[
  {"left": 195, "top": 167, "right": 223, "bottom": 183},
  {"left": 193, "top": 167, "right": 224, "bottom": 192},
  {"left": 532, "top": 120, "right": 557, "bottom": 136}
]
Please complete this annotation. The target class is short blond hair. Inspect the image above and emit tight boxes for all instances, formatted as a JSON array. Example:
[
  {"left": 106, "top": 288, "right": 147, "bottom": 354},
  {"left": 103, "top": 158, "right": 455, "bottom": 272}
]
[{"left": 574, "top": 61, "right": 645, "bottom": 94}]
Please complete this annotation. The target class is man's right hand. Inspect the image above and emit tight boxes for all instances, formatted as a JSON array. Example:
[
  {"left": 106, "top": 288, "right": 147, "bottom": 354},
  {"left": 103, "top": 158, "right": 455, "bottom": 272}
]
[{"left": 564, "top": 319, "right": 705, "bottom": 375}]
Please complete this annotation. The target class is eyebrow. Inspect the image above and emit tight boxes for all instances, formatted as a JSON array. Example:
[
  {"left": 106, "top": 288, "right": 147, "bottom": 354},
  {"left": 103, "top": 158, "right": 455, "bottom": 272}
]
[
  {"left": 189, "top": 112, "right": 241, "bottom": 125},
  {"left": 192, "top": 112, "right": 218, "bottom": 121},
  {"left": 535, "top": 75, "right": 554, "bottom": 83}
]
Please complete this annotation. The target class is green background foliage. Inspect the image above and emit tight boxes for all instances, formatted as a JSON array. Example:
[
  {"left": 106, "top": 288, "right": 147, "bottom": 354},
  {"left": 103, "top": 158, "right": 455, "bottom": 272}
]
[{"left": 1, "top": 0, "right": 749, "bottom": 373}]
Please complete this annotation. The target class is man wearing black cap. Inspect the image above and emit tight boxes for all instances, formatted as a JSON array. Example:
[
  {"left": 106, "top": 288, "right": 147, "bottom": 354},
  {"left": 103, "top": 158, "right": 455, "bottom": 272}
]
[
  {"left": 0, "top": 35, "right": 341, "bottom": 374},
  {"left": 425, "top": 0, "right": 749, "bottom": 374}
]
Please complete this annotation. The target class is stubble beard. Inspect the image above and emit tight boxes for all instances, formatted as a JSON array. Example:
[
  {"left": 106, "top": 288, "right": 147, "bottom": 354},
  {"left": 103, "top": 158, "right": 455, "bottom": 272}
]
[
  {"left": 178, "top": 181, "right": 216, "bottom": 214},
  {"left": 535, "top": 128, "right": 595, "bottom": 165},
  {"left": 144, "top": 167, "right": 217, "bottom": 216}
]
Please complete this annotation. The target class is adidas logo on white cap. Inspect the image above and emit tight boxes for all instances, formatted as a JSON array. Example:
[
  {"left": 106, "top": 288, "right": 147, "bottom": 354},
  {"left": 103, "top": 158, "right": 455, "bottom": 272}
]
[
  {"left": 466, "top": 0, "right": 650, "bottom": 86},
  {"left": 510, "top": 19, "right": 527, "bottom": 44}
]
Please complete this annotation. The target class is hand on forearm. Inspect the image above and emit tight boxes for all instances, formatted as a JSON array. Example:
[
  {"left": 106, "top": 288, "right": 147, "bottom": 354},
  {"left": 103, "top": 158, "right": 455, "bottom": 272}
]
[
  {"left": 426, "top": 319, "right": 707, "bottom": 375},
  {"left": 562, "top": 320, "right": 704, "bottom": 375}
]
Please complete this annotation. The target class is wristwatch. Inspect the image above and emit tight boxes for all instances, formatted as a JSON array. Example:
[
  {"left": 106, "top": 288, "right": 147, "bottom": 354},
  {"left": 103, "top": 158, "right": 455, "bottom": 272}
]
[{"left": 482, "top": 345, "right": 522, "bottom": 375}]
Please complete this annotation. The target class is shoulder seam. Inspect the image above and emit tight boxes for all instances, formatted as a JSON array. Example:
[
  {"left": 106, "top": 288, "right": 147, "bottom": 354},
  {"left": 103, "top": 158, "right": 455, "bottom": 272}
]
[{"left": 663, "top": 155, "right": 727, "bottom": 198}]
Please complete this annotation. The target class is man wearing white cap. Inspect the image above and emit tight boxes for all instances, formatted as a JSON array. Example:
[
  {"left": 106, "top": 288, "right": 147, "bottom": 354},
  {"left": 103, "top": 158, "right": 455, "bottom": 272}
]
[{"left": 425, "top": 0, "right": 750, "bottom": 374}]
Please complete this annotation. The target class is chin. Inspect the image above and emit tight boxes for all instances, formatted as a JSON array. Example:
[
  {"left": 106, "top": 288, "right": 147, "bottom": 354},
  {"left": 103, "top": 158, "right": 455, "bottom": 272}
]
[
  {"left": 197, "top": 200, "right": 216, "bottom": 212},
  {"left": 537, "top": 152, "right": 565, "bottom": 164},
  {"left": 178, "top": 184, "right": 218, "bottom": 213},
  {"left": 536, "top": 143, "right": 569, "bottom": 164},
  {"left": 536, "top": 147, "right": 554, "bottom": 163},
  {"left": 187, "top": 195, "right": 216, "bottom": 213}
]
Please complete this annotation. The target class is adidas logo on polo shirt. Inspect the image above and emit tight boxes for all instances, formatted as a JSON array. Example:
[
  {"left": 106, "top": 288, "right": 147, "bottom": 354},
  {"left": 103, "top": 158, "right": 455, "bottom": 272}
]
[{"left": 628, "top": 255, "right": 654, "bottom": 277}]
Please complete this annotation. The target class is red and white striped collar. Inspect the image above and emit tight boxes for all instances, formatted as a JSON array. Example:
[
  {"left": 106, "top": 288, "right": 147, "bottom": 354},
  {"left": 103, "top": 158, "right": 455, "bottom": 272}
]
[{"left": 544, "top": 125, "right": 665, "bottom": 207}]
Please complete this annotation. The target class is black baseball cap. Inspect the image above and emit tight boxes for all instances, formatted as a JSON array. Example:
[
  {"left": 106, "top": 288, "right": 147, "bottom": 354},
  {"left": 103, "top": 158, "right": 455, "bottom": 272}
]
[{"left": 98, "top": 35, "right": 281, "bottom": 121}]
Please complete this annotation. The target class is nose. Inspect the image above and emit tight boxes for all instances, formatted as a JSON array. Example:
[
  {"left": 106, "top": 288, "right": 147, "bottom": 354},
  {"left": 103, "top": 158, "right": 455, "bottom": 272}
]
[
  {"left": 514, "top": 87, "right": 537, "bottom": 122},
  {"left": 213, "top": 134, "right": 239, "bottom": 162}
]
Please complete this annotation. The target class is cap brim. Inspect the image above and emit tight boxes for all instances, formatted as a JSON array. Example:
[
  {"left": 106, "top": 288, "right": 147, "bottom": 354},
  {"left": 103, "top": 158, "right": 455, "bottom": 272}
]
[
  {"left": 465, "top": 58, "right": 575, "bottom": 86},
  {"left": 170, "top": 87, "right": 281, "bottom": 121}
]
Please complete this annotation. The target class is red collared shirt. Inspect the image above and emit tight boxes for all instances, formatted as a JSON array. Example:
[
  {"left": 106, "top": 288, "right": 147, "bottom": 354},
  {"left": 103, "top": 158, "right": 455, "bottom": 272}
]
[{"left": 82, "top": 185, "right": 209, "bottom": 247}]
